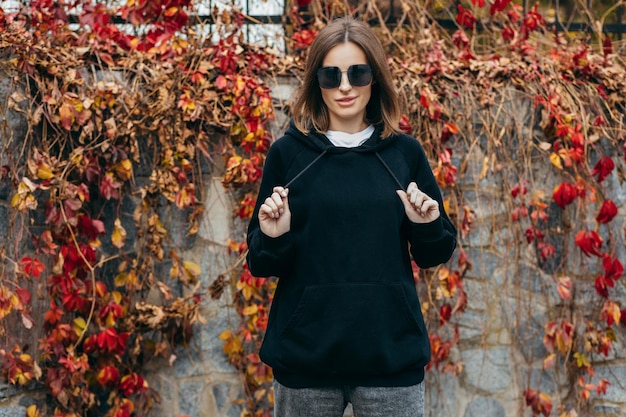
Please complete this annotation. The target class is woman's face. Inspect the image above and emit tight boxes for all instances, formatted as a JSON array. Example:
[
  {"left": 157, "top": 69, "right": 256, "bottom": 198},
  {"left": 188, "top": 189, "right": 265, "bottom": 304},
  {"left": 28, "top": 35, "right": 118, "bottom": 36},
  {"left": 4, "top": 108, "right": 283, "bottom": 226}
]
[{"left": 319, "top": 42, "right": 372, "bottom": 133}]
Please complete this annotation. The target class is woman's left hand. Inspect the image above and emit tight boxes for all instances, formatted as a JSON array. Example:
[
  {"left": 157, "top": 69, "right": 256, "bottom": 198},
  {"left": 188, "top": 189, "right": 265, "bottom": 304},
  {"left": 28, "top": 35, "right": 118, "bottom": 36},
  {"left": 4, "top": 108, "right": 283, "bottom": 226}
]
[{"left": 396, "top": 182, "right": 441, "bottom": 224}]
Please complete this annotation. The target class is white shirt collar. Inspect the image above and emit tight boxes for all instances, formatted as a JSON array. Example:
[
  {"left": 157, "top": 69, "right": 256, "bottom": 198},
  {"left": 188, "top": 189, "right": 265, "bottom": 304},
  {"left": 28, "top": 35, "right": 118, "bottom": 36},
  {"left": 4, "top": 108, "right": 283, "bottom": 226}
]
[{"left": 325, "top": 125, "right": 375, "bottom": 148}]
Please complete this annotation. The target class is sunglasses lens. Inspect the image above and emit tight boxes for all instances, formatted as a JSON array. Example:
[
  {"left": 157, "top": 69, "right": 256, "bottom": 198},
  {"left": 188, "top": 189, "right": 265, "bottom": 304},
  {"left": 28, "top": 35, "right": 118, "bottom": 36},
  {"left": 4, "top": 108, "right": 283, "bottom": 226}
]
[
  {"left": 317, "top": 65, "right": 373, "bottom": 89},
  {"left": 317, "top": 67, "right": 341, "bottom": 89},
  {"left": 348, "top": 64, "right": 373, "bottom": 87}
]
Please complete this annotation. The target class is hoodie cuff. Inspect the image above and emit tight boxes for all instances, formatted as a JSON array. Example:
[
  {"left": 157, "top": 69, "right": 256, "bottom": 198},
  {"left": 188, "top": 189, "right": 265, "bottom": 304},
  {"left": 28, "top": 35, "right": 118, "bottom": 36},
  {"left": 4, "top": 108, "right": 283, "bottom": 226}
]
[
  {"left": 259, "top": 230, "right": 293, "bottom": 253},
  {"left": 409, "top": 216, "right": 446, "bottom": 242}
]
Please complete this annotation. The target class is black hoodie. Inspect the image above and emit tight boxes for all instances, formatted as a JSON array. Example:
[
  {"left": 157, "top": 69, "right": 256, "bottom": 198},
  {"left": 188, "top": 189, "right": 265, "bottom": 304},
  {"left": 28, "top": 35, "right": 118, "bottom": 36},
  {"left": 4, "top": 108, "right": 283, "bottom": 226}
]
[{"left": 246, "top": 121, "right": 457, "bottom": 388}]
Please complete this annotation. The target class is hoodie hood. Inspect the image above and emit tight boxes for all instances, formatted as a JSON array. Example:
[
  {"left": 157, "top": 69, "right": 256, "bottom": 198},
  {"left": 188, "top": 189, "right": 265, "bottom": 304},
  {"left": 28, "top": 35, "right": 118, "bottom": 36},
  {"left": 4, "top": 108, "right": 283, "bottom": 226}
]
[
  {"left": 282, "top": 119, "right": 405, "bottom": 191},
  {"left": 285, "top": 119, "right": 396, "bottom": 154}
]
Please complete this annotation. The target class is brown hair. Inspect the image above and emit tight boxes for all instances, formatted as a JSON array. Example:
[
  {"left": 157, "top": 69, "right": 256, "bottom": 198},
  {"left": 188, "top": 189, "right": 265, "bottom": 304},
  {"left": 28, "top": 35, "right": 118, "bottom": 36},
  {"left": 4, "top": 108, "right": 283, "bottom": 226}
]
[{"left": 291, "top": 17, "right": 401, "bottom": 138}]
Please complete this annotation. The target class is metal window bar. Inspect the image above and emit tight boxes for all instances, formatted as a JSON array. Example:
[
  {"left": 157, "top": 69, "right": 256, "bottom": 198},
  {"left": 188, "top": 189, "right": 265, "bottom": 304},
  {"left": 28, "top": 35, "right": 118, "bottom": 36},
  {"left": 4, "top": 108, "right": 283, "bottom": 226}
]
[{"left": 3, "top": 0, "right": 626, "bottom": 36}]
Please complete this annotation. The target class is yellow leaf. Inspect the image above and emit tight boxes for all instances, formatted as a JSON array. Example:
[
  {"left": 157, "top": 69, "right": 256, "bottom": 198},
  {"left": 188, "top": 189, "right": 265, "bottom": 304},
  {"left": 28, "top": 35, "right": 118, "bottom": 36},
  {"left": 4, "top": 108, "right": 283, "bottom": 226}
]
[
  {"left": 114, "top": 158, "right": 133, "bottom": 181},
  {"left": 11, "top": 192, "right": 37, "bottom": 211},
  {"left": 36, "top": 163, "right": 54, "bottom": 180},
  {"left": 549, "top": 152, "right": 563, "bottom": 169},
  {"left": 219, "top": 329, "right": 233, "bottom": 340},
  {"left": 27, "top": 404, "right": 40, "bottom": 417},
  {"left": 242, "top": 304, "right": 259, "bottom": 316},
  {"left": 111, "top": 218, "right": 127, "bottom": 249},
  {"left": 114, "top": 272, "right": 128, "bottom": 287},
  {"left": 73, "top": 317, "right": 87, "bottom": 336},
  {"left": 182, "top": 261, "right": 201, "bottom": 278},
  {"left": 574, "top": 352, "right": 590, "bottom": 368}
]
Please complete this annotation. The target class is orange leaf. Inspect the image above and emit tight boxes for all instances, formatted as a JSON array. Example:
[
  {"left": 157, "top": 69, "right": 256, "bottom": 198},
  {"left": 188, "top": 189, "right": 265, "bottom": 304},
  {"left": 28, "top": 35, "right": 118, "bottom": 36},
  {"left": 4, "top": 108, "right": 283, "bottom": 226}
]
[{"left": 59, "top": 102, "right": 75, "bottom": 130}]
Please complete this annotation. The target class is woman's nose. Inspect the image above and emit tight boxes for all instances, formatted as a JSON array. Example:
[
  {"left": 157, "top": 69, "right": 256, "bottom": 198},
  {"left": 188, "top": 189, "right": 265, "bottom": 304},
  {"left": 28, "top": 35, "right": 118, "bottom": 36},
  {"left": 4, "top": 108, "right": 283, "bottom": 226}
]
[{"left": 338, "top": 72, "right": 352, "bottom": 91}]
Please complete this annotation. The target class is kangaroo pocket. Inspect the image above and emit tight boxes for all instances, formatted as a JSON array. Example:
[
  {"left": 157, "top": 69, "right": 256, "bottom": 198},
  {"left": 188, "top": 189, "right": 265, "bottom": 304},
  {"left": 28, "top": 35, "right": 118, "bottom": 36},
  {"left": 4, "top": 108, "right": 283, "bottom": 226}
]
[{"left": 279, "top": 282, "right": 428, "bottom": 376}]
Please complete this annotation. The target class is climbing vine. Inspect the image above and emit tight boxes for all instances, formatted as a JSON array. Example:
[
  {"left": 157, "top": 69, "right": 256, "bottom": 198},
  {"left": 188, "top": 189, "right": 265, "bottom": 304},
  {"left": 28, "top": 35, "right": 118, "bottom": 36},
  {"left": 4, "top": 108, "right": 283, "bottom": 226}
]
[
  {"left": 0, "top": 1, "right": 273, "bottom": 416},
  {"left": 0, "top": 1, "right": 625, "bottom": 417}
]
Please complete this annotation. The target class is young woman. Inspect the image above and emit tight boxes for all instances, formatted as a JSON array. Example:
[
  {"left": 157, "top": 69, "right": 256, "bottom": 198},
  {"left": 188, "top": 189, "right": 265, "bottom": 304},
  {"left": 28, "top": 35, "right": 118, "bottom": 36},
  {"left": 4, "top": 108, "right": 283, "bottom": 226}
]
[{"left": 246, "top": 16, "right": 457, "bottom": 417}]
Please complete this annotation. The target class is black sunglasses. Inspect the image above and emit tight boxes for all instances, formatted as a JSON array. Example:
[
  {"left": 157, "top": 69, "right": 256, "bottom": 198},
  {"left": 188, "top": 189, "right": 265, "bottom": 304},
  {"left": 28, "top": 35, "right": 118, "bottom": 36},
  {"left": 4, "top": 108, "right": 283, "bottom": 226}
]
[{"left": 317, "top": 64, "right": 373, "bottom": 89}]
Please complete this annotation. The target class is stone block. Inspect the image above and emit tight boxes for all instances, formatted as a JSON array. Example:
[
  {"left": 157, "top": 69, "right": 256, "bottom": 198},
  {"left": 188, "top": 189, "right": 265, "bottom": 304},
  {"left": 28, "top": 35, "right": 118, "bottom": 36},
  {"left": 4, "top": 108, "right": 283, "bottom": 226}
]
[
  {"left": 515, "top": 315, "right": 548, "bottom": 362},
  {"left": 0, "top": 76, "right": 28, "bottom": 143},
  {"left": 464, "top": 397, "right": 506, "bottom": 417},
  {"left": 455, "top": 310, "right": 490, "bottom": 340},
  {"left": 594, "top": 365, "right": 626, "bottom": 403},
  {"left": 143, "top": 366, "right": 177, "bottom": 417},
  {"left": 425, "top": 371, "right": 458, "bottom": 417},
  {"left": 172, "top": 345, "right": 208, "bottom": 379},
  {"left": 197, "top": 245, "right": 232, "bottom": 286},
  {"left": 456, "top": 248, "right": 501, "bottom": 280},
  {"left": 197, "top": 302, "right": 239, "bottom": 373},
  {"left": 493, "top": 262, "right": 557, "bottom": 300},
  {"left": 461, "top": 347, "right": 512, "bottom": 393},
  {"left": 179, "top": 380, "right": 209, "bottom": 417},
  {"left": 593, "top": 405, "right": 622, "bottom": 417},
  {"left": 198, "top": 177, "right": 232, "bottom": 245},
  {"left": 461, "top": 278, "right": 492, "bottom": 312},
  {"left": 463, "top": 218, "right": 493, "bottom": 247},
  {"left": 0, "top": 407, "right": 26, "bottom": 417},
  {"left": 523, "top": 368, "right": 561, "bottom": 394}
]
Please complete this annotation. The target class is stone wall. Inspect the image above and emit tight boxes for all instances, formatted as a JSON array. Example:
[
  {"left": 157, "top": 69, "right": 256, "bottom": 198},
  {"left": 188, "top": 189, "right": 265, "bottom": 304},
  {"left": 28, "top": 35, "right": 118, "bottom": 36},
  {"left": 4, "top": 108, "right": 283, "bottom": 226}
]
[{"left": 1, "top": 75, "right": 625, "bottom": 417}]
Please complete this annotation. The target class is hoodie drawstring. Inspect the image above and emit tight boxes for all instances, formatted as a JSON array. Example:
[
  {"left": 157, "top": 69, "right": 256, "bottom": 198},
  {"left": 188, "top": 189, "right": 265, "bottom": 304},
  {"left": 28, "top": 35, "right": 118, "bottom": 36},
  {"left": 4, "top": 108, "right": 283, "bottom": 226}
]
[
  {"left": 285, "top": 149, "right": 328, "bottom": 189},
  {"left": 283, "top": 150, "right": 404, "bottom": 192},
  {"left": 375, "top": 152, "right": 405, "bottom": 191}
]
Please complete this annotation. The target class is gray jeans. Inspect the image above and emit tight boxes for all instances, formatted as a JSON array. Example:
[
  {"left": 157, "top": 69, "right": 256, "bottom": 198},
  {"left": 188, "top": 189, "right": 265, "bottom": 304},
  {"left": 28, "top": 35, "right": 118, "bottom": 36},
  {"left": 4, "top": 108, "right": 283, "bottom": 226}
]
[{"left": 273, "top": 380, "right": 425, "bottom": 417}]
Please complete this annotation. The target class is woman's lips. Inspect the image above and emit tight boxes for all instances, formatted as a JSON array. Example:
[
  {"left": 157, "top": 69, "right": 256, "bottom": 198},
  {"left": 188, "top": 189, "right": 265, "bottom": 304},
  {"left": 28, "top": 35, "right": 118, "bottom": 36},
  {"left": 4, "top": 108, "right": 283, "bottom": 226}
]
[{"left": 336, "top": 97, "right": 356, "bottom": 106}]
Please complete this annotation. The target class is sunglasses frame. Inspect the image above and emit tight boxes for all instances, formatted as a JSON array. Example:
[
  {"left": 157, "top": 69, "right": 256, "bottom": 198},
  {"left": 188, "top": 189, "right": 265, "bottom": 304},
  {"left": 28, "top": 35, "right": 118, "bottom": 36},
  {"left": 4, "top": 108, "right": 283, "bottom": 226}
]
[{"left": 316, "top": 64, "right": 373, "bottom": 89}]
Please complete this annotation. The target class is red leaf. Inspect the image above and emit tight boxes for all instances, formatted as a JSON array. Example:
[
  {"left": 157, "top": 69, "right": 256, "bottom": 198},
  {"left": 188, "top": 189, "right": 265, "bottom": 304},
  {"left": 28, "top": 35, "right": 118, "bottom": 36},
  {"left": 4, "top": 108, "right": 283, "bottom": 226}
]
[
  {"left": 456, "top": 5, "right": 477, "bottom": 29},
  {"left": 502, "top": 26, "right": 515, "bottom": 41},
  {"left": 398, "top": 115, "right": 412, "bottom": 134},
  {"left": 596, "top": 199, "right": 618, "bottom": 224},
  {"left": 511, "top": 182, "right": 527, "bottom": 198},
  {"left": 452, "top": 30, "right": 469, "bottom": 49},
  {"left": 574, "top": 230, "right": 603, "bottom": 257},
  {"left": 440, "top": 303, "right": 452, "bottom": 325},
  {"left": 471, "top": 0, "right": 485, "bottom": 7},
  {"left": 490, "top": 0, "right": 512, "bottom": 15},
  {"left": 99, "top": 172, "right": 121, "bottom": 200},
  {"left": 97, "top": 365, "right": 120, "bottom": 387},
  {"left": 592, "top": 156, "right": 615, "bottom": 183},
  {"left": 524, "top": 389, "right": 553, "bottom": 417},
  {"left": 552, "top": 182, "right": 577, "bottom": 209},
  {"left": 21, "top": 257, "right": 45, "bottom": 278},
  {"left": 594, "top": 275, "right": 611, "bottom": 298},
  {"left": 15, "top": 288, "right": 31, "bottom": 307},
  {"left": 602, "top": 254, "right": 624, "bottom": 281}
]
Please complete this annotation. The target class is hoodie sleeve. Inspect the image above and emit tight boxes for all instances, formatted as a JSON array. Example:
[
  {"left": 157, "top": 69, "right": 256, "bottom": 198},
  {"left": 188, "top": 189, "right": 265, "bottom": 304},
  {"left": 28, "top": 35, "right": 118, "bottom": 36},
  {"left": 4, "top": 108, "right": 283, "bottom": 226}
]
[
  {"left": 406, "top": 141, "right": 457, "bottom": 268},
  {"left": 246, "top": 142, "right": 295, "bottom": 278}
]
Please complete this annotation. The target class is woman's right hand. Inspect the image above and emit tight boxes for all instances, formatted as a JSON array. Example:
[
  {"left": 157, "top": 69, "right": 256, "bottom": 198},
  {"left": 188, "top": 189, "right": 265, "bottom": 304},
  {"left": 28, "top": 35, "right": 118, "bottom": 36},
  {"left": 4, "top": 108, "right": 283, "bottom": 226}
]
[{"left": 258, "top": 186, "right": 291, "bottom": 238}]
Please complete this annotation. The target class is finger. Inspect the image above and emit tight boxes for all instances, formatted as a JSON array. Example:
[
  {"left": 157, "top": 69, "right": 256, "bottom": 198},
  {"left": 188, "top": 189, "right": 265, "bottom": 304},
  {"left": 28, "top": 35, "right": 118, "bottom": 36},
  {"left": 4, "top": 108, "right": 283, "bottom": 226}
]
[
  {"left": 396, "top": 190, "right": 411, "bottom": 209},
  {"left": 263, "top": 198, "right": 279, "bottom": 218},
  {"left": 270, "top": 192, "right": 284, "bottom": 212},
  {"left": 273, "top": 186, "right": 288, "bottom": 198},
  {"left": 421, "top": 199, "right": 439, "bottom": 214},
  {"left": 259, "top": 204, "right": 274, "bottom": 219},
  {"left": 410, "top": 190, "right": 426, "bottom": 209}
]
